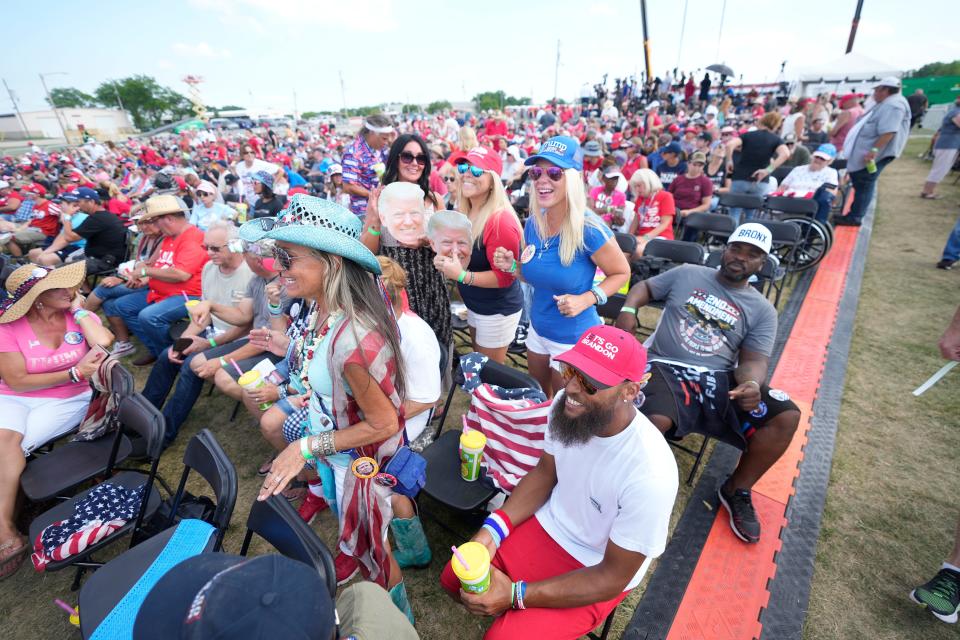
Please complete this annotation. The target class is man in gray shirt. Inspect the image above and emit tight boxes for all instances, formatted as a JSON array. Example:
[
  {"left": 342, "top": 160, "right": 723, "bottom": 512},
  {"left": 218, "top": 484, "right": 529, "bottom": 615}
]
[
  {"left": 616, "top": 224, "right": 801, "bottom": 544},
  {"left": 838, "top": 76, "right": 912, "bottom": 226}
]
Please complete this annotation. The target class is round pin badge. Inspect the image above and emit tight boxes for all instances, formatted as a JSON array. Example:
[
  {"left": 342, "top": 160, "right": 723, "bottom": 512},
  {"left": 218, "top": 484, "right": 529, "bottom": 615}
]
[
  {"left": 64, "top": 331, "right": 84, "bottom": 345},
  {"left": 768, "top": 389, "right": 790, "bottom": 402},
  {"left": 520, "top": 244, "right": 536, "bottom": 264}
]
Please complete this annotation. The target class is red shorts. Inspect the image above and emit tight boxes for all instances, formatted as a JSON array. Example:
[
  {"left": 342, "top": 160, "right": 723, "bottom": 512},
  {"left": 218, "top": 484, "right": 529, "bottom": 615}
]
[{"left": 440, "top": 516, "right": 629, "bottom": 640}]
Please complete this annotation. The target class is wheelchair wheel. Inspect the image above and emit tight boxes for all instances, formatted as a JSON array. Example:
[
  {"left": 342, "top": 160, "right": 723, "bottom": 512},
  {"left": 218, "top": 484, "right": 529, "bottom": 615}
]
[{"left": 783, "top": 216, "right": 831, "bottom": 272}]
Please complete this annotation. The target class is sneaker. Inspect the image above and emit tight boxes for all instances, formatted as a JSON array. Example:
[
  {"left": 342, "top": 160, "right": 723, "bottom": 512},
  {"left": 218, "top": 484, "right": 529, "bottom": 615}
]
[
  {"left": 111, "top": 340, "right": 136, "bottom": 357},
  {"left": 937, "top": 260, "right": 956, "bottom": 271},
  {"left": 718, "top": 482, "right": 761, "bottom": 543},
  {"left": 910, "top": 568, "right": 960, "bottom": 623},
  {"left": 297, "top": 491, "right": 329, "bottom": 524},
  {"left": 335, "top": 552, "right": 359, "bottom": 586}
]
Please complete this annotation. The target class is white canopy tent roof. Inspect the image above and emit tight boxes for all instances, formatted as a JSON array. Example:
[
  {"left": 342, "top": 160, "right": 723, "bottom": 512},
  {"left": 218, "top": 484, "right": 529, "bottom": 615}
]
[{"left": 792, "top": 52, "right": 903, "bottom": 97}]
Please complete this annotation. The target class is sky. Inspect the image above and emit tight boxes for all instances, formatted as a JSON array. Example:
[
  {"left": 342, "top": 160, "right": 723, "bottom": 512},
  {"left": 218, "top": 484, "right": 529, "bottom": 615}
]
[{"left": 4, "top": 0, "right": 958, "bottom": 115}]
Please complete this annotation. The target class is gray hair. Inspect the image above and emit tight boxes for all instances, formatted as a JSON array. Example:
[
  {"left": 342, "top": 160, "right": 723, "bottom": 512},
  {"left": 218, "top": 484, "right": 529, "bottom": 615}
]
[
  {"left": 378, "top": 182, "right": 424, "bottom": 216},
  {"left": 427, "top": 210, "right": 473, "bottom": 242},
  {"left": 206, "top": 219, "right": 238, "bottom": 239}
]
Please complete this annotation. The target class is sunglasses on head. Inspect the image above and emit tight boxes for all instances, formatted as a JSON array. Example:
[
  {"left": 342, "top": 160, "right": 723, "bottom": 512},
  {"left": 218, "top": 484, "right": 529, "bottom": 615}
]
[
  {"left": 399, "top": 151, "right": 427, "bottom": 166},
  {"left": 560, "top": 363, "right": 604, "bottom": 395},
  {"left": 457, "top": 164, "right": 484, "bottom": 178},
  {"left": 528, "top": 166, "right": 564, "bottom": 182}
]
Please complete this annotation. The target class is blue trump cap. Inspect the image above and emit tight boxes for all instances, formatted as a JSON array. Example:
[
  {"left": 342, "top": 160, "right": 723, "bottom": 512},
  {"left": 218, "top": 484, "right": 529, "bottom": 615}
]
[
  {"left": 661, "top": 142, "right": 683, "bottom": 156},
  {"left": 74, "top": 187, "right": 100, "bottom": 202},
  {"left": 524, "top": 135, "right": 584, "bottom": 171}
]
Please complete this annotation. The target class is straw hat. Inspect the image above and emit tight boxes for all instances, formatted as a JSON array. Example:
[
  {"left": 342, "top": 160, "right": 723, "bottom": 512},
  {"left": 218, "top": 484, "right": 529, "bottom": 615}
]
[
  {"left": 239, "top": 194, "right": 381, "bottom": 274},
  {"left": 0, "top": 261, "right": 86, "bottom": 323},
  {"left": 136, "top": 194, "right": 189, "bottom": 222}
]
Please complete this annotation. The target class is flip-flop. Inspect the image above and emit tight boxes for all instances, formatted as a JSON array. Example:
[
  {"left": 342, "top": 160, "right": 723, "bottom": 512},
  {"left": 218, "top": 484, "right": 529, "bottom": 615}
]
[
  {"left": 920, "top": 194, "right": 943, "bottom": 200},
  {"left": 257, "top": 453, "right": 277, "bottom": 477},
  {"left": 0, "top": 536, "right": 28, "bottom": 581},
  {"left": 281, "top": 480, "right": 307, "bottom": 502}
]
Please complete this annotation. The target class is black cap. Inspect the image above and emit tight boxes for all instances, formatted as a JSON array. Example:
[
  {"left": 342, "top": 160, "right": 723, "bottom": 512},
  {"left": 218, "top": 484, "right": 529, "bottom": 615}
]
[{"left": 134, "top": 554, "right": 336, "bottom": 640}]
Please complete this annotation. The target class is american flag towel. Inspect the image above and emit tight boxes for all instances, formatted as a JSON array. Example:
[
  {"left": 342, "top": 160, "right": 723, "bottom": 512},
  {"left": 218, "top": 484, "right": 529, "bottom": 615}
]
[
  {"left": 32, "top": 482, "right": 144, "bottom": 571},
  {"left": 460, "top": 353, "right": 550, "bottom": 494}
]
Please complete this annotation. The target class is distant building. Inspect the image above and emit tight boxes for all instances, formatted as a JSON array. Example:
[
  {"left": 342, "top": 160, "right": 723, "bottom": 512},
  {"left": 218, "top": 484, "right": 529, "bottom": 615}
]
[{"left": 0, "top": 107, "right": 135, "bottom": 142}]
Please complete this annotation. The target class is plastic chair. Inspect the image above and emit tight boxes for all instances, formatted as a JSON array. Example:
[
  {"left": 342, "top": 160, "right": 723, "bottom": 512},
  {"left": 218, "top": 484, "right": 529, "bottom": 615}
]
[
  {"left": 717, "top": 191, "right": 764, "bottom": 212},
  {"left": 644, "top": 238, "right": 706, "bottom": 265},
  {"left": 681, "top": 212, "right": 736, "bottom": 247},
  {"left": 239, "top": 494, "right": 336, "bottom": 598},
  {"left": 27, "top": 394, "right": 167, "bottom": 585}
]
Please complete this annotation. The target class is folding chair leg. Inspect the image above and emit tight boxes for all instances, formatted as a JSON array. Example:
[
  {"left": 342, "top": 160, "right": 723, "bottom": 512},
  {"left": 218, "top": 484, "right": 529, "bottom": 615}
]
[
  {"left": 230, "top": 400, "right": 240, "bottom": 423},
  {"left": 588, "top": 606, "right": 618, "bottom": 640},
  {"left": 687, "top": 436, "right": 711, "bottom": 486},
  {"left": 70, "top": 566, "right": 87, "bottom": 591}
]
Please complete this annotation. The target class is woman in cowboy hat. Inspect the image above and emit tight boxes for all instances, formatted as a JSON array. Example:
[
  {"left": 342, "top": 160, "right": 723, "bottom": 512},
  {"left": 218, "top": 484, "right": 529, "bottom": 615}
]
[
  {"left": 0, "top": 261, "right": 113, "bottom": 579},
  {"left": 245, "top": 195, "right": 417, "bottom": 622}
]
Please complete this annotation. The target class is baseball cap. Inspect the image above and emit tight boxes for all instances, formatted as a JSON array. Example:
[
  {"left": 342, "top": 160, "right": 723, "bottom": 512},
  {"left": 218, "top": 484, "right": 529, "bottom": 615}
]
[
  {"left": 839, "top": 93, "right": 861, "bottom": 106},
  {"left": 464, "top": 145, "right": 503, "bottom": 176},
  {"left": 60, "top": 190, "right": 81, "bottom": 202},
  {"left": 20, "top": 183, "right": 46, "bottom": 197},
  {"left": 602, "top": 166, "right": 623, "bottom": 179},
  {"left": 690, "top": 151, "right": 707, "bottom": 164},
  {"left": 729, "top": 223, "right": 772, "bottom": 254},
  {"left": 133, "top": 553, "right": 335, "bottom": 640},
  {"left": 195, "top": 180, "right": 218, "bottom": 195},
  {"left": 646, "top": 100, "right": 660, "bottom": 111},
  {"left": 327, "top": 163, "right": 343, "bottom": 176},
  {"left": 582, "top": 140, "right": 603, "bottom": 157},
  {"left": 661, "top": 142, "right": 682, "bottom": 156},
  {"left": 812, "top": 143, "right": 837, "bottom": 160},
  {"left": 555, "top": 325, "right": 648, "bottom": 389},
  {"left": 524, "top": 135, "right": 584, "bottom": 171},
  {"left": 74, "top": 187, "right": 100, "bottom": 202},
  {"left": 873, "top": 76, "right": 901, "bottom": 89}
]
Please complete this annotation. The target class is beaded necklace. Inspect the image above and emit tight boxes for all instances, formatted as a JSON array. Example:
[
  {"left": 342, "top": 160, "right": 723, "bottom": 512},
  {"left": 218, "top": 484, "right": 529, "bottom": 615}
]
[{"left": 298, "top": 311, "right": 341, "bottom": 394}]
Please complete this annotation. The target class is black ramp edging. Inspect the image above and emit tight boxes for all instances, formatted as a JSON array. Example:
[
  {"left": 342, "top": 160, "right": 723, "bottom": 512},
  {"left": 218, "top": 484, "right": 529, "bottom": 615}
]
[
  {"left": 622, "top": 264, "right": 816, "bottom": 640},
  {"left": 758, "top": 199, "right": 877, "bottom": 639}
]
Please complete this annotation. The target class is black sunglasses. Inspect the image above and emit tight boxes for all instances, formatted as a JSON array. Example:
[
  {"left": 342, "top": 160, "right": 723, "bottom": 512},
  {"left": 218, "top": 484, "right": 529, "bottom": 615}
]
[
  {"left": 202, "top": 244, "right": 224, "bottom": 252},
  {"left": 272, "top": 245, "right": 309, "bottom": 271},
  {"left": 528, "top": 166, "right": 564, "bottom": 182},
  {"left": 442, "top": 176, "right": 456, "bottom": 183},
  {"left": 560, "top": 363, "right": 602, "bottom": 395},
  {"left": 399, "top": 151, "right": 427, "bottom": 166}
]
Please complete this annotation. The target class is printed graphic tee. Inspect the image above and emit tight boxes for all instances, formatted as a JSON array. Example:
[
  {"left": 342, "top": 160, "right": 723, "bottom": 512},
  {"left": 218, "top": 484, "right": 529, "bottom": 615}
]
[{"left": 0, "top": 314, "right": 101, "bottom": 398}]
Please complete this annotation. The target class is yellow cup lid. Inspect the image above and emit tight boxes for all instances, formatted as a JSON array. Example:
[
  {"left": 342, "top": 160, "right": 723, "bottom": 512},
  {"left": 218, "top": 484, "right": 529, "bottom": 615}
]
[
  {"left": 460, "top": 430, "right": 487, "bottom": 450},
  {"left": 451, "top": 541, "right": 490, "bottom": 581},
  {"left": 237, "top": 370, "right": 259, "bottom": 385}
]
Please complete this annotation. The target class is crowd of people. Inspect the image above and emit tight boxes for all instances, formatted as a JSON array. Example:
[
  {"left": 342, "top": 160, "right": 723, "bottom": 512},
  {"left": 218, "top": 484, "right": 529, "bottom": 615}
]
[{"left": 0, "top": 66, "right": 955, "bottom": 638}]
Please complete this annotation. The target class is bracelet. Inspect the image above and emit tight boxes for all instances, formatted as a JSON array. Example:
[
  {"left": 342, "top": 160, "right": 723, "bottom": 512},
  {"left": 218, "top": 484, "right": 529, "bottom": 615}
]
[
  {"left": 300, "top": 437, "right": 315, "bottom": 461},
  {"left": 141, "top": 267, "right": 147, "bottom": 278},
  {"left": 481, "top": 510, "right": 513, "bottom": 549},
  {"left": 743, "top": 380, "right": 761, "bottom": 389},
  {"left": 72, "top": 309, "right": 90, "bottom": 321},
  {"left": 511, "top": 582, "right": 517, "bottom": 609},
  {"left": 367, "top": 227, "right": 380, "bottom": 236},
  {"left": 467, "top": 271, "right": 475, "bottom": 285},
  {"left": 514, "top": 580, "right": 527, "bottom": 610},
  {"left": 619, "top": 305, "right": 637, "bottom": 315},
  {"left": 508, "top": 259, "right": 517, "bottom": 274},
  {"left": 590, "top": 285, "right": 608, "bottom": 306},
  {"left": 457, "top": 270, "right": 467, "bottom": 284},
  {"left": 277, "top": 384, "right": 288, "bottom": 400},
  {"left": 311, "top": 430, "right": 337, "bottom": 458},
  {"left": 764, "top": 164, "right": 774, "bottom": 172},
  {"left": 268, "top": 306, "right": 283, "bottom": 317},
  {"left": 208, "top": 337, "right": 217, "bottom": 348},
  {"left": 219, "top": 357, "right": 227, "bottom": 368}
]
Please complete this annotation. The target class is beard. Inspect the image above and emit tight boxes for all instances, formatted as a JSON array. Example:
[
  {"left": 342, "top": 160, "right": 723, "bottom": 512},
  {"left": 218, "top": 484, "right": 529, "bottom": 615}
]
[{"left": 549, "top": 392, "right": 617, "bottom": 447}]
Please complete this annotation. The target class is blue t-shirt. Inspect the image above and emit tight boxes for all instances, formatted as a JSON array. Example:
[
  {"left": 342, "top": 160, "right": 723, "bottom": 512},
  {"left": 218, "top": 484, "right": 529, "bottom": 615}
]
[
  {"left": 70, "top": 212, "right": 89, "bottom": 248},
  {"left": 522, "top": 212, "right": 612, "bottom": 344}
]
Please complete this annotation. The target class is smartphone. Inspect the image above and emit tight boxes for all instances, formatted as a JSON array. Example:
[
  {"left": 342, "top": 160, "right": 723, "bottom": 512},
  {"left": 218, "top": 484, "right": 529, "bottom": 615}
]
[{"left": 173, "top": 337, "right": 193, "bottom": 357}]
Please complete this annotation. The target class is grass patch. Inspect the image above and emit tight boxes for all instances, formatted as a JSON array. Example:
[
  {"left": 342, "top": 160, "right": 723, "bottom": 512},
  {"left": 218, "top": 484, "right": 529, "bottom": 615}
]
[{"left": 803, "top": 137, "right": 960, "bottom": 640}]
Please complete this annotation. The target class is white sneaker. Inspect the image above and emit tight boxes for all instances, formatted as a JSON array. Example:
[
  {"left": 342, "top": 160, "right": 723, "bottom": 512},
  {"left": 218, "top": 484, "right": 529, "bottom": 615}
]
[{"left": 111, "top": 341, "right": 136, "bottom": 357}]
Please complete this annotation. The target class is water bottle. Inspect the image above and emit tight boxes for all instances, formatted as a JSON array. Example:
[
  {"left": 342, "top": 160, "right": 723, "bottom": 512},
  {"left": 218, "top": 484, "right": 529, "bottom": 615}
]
[{"left": 866, "top": 147, "right": 878, "bottom": 174}]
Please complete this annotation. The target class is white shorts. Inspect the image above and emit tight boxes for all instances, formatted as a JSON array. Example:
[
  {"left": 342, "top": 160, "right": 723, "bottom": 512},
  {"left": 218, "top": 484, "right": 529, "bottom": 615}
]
[
  {"left": 927, "top": 148, "right": 960, "bottom": 183},
  {"left": 466, "top": 309, "right": 523, "bottom": 349},
  {"left": 525, "top": 325, "right": 576, "bottom": 371},
  {"left": 0, "top": 391, "right": 93, "bottom": 455}
]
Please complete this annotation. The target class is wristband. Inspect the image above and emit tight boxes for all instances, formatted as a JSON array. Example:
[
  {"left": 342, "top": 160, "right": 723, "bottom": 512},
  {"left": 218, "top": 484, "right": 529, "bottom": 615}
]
[
  {"left": 457, "top": 270, "right": 467, "bottom": 284},
  {"left": 511, "top": 582, "right": 517, "bottom": 609},
  {"left": 277, "top": 384, "right": 289, "bottom": 399},
  {"left": 590, "top": 285, "right": 608, "bottom": 306},
  {"left": 268, "top": 306, "right": 283, "bottom": 316},
  {"left": 141, "top": 267, "right": 147, "bottom": 278},
  {"left": 508, "top": 259, "right": 517, "bottom": 274},
  {"left": 300, "top": 437, "right": 315, "bottom": 461},
  {"left": 72, "top": 309, "right": 90, "bottom": 321},
  {"left": 515, "top": 580, "right": 527, "bottom": 610},
  {"left": 367, "top": 227, "right": 380, "bottom": 236},
  {"left": 619, "top": 306, "right": 637, "bottom": 315},
  {"left": 208, "top": 337, "right": 217, "bottom": 348},
  {"left": 219, "top": 357, "right": 227, "bottom": 368},
  {"left": 482, "top": 509, "right": 512, "bottom": 549}
]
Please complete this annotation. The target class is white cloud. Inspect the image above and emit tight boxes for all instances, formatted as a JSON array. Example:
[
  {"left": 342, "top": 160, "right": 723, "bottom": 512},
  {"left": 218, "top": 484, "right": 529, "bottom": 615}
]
[
  {"left": 157, "top": 59, "right": 174, "bottom": 70},
  {"left": 189, "top": 0, "right": 396, "bottom": 32},
  {"left": 171, "top": 42, "right": 232, "bottom": 59}
]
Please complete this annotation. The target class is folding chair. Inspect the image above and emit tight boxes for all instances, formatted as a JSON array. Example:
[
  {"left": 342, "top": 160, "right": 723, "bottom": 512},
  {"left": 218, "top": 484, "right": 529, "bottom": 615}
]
[
  {"left": 21, "top": 364, "right": 136, "bottom": 502},
  {"left": 239, "top": 494, "right": 336, "bottom": 598},
  {"left": 75, "top": 429, "right": 239, "bottom": 635},
  {"left": 614, "top": 231, "right": 638, "bottom": 256},
  {"left": 706, "top": 251, "right": 784, "bottom": 308},
  {"left": 754, "top": 219, "right": 801, "bottom": 276},
  {"left": 27, "top": 394, "right": 166, "bottom": 587},
  {"left": 716, "top": 191, "right": 764, "bottom": 215},
  {"left": 770, "top": 165, "right": 793, "bottom": 186},
  {"left": 681, "top": 211, "right": 736, "bottom": 249},
  {"left": 644, "top": 238, "right": 706, "bottom": 265}
]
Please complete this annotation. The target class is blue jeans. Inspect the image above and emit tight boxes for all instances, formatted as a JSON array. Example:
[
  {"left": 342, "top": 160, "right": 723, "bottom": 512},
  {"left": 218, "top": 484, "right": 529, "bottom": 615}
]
[
  {"left": 846, "top": 157, "right": 894, "bottom": 222},
  {"left": 728, "top": 180, "right": 773, "bottom": 225},
  {"left": 92, "top": 282, "right": 140, "bottom": 303},
  {"left": 102, "top": 290, "right": 197, "bottom": 357},
  {"left": 942, "top": 215, "right": 960, "bottom": 262},
  {"left": 812, "top": 186, "right": 835, "bottom": 224}
]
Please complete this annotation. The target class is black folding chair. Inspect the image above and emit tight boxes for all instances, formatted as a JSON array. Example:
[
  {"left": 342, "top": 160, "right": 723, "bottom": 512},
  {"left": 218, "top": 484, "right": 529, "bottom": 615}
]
[
  {"left": 706, "top": 250, "right": 784, "bottom": 308},
  {"left": 644, "top": 238, "right": 706, "bottom": 265},
  {"left": 755, "top": 219, "right": 801, "bottom": 276},
  {"left": 614, "top": 231, "right": 638, "bottom": 256},
  {"left": 716, "top": 191, "right": 764, "bottom": 216},
  {"left": 770, "top": 165, "right": 793, "bottom": 186},
  {"left": 21, "top": 364, "right": 136, "bottom": 502},
  {"left": 763, "top": 195, "right": 818, "bottom": 218},
  {"left": 75, "top": 429, "right": 238, "bottom": 637},
  {"left": 681, "top": 212, "right": 736, "bottom": 248},
  {"left": 27, "top": 394, "right": 166, "bottom": 588},
  {"left": 239, "top": 495, "right": 336, "bottom": 598}
]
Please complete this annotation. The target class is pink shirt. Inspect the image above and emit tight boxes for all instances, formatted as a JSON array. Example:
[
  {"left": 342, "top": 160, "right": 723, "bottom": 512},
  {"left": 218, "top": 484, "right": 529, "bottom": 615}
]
[{"left": 0, "top": 314, "right": 99, "bottom": 399}]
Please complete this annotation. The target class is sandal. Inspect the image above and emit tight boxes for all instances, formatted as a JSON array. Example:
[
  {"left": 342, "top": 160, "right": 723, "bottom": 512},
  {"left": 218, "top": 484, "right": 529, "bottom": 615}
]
[
  {"left": 0, "top": 536, "right": 28, "bottom": 581},
  {"left": 920, "top": 193, "right": 943, "bottom": 200},
  {"left": 281, "top": 480, "right": 307, "bottom": 502},
  {"left": 257, "top": 453, "right": 277, "bottom": 477}
]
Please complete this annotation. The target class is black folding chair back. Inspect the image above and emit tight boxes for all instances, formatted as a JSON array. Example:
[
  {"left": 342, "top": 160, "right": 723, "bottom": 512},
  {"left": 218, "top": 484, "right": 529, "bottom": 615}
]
[
  {"left": 644, "top": 238, "right": 706, "bottom": 265},
  {"left": 764, "top": 195, "right": 818, "bottom": 217},
  {"left": 756, "top": 219, "right": 802, "bottom": 246},
  {"left": 27, "top": 394, "right": 167, "bottom": 576},
  {"left": 239, "top": 495, "right": 336, "bottom": 598},
  {"left": 614, "top": 232, "right": 638, "bottom": 255},
  {"left": 717, "top": 192, "right": 764, "bottom": 211},
  {"left": 770, "top": 165, "right": 792, "bottom": 185},
  {"left": 164, "top": 429, "right": 238, "bottom": 551},
  {"left": 682, "top": 212, "right": 736, "bottom": 247}
]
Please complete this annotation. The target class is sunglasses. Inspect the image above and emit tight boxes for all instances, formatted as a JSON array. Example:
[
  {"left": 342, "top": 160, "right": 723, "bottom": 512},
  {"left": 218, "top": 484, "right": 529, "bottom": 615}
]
[
  {"left": 272, "top": 245, "right": 309, "bottom": 271},
  {"left": 442, "top": 176, "right": 456, "bottom": 183},
  {"left": 399, "top": 151, "right": 427, "bottom": 166},
  {"left": 202, "top": 244, "right": 224, "bottom": 252},
  {"left": 457, "top": 164, "right": 484, "bottom": 178},
  {"left": 560, "top": 363, "right": 603, "bottom": 395},
  {"left": 198, "top": 190, "right": 215, "bottom": 197},
  {"left": 528, "top": 166, "right": 564, "bottom": 182}
]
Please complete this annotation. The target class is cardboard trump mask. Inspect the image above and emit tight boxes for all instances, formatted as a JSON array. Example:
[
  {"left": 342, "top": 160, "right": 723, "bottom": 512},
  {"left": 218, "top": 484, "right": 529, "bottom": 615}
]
[
  {"left": 427, "top": 210, "right": 473, "bottom": 268},
  {"left": 378, "top": 182, "right": 428, "bottom": 247}
]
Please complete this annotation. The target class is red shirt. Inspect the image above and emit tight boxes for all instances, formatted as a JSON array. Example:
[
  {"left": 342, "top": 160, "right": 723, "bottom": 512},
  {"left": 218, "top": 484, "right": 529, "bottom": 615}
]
[
  {"left": 668, "top": 174, "right": 714, "bottom": 211},
  {"left": 148, "top": 225, "right": 208, "bottom": 303},
  {"left": 582, "top": 156, "right": 603, "bottom": 180},
  {"left": 484, "top": 120, "right": 508, "bottom": 139},
  {"left": 634, "top": 190, "right": 675, "bottom": 240},
  {"left": 28, "top": 200, "right": 60, "bottom": 237},
  {"left": 107, "top": 197, "right": 132, "bottom": 219},
  {"left": 621, "top": 155, "right": 649, "bottom": 180}
]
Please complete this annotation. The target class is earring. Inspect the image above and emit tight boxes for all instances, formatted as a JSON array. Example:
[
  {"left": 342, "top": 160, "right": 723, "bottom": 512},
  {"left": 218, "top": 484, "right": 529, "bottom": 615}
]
[{"left": 36, "top": 301, "right": 43, "bottom": 311}]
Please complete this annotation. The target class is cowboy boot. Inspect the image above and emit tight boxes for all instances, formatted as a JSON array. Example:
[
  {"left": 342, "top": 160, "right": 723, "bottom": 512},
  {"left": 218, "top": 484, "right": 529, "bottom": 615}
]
[
  {"left": 389, "top": 580, "right": 415, "bottom": 625},
  {"left": 390, "top": 515, "right": 432, "bottom": 569}
]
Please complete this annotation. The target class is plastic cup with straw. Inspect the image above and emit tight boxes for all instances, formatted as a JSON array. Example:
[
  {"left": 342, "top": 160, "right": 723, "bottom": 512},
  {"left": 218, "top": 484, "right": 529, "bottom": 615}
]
[
  {"left": 236, "top": 359, "right": 272, "bottom": 411},
  {"left": 450, "top": 542, "right": 491, "bottom": 594}
]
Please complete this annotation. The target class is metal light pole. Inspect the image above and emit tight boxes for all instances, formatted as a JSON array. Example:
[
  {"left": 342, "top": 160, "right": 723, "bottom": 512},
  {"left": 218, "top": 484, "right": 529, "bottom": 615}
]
[
  {"left": 39, "top": 72, "right": 70, "bottom": 142},
  {"left": 639, "top": 0, "right": 653, "bottom": 88},
  {"left": 2, "top": 78, "right": 29, "bottom": 138},
  {"left": 553, "top": 40, "right": 561, "bottom": 104},
  {"left": 846, "top": 0, "right": 865, "bottom": 53},
  {"left": 112, "top": 81, "right": 125, "bottom": 112}
]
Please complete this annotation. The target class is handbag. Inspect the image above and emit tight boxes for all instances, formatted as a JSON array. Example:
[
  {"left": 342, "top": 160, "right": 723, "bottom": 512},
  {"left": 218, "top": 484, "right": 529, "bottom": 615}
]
[{"left": 381, "top": 446, "right": 426, "bottom": 498}]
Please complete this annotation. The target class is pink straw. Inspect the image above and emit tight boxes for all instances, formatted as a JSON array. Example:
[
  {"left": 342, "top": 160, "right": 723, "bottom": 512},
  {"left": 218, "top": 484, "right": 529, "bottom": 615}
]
[
  {"left": 182, "top": 291, "right": 190, "bottom": 303},
  {"left": 229, "top": 358, "right": 244, "bottom": 376},
  {"left": 451, "top": 545, "right": 470, "bottom": 571},
  {"left": 54, "top": 599, "right": 75, "bottom": 615}
]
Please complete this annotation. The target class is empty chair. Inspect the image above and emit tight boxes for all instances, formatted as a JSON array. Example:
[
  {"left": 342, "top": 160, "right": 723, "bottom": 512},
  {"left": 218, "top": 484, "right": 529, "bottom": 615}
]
[
  {"left": 614, "top": 232, "right": 638, "bottom": 256},
  {"left": 681, "top": 212, "right": 737, "bottom": 246},
  {"left": 717, "top": 191, "right": 765, "bottom": 211},
  {"left": 644, "top": 238, "right": 706, "bottom": 265}
]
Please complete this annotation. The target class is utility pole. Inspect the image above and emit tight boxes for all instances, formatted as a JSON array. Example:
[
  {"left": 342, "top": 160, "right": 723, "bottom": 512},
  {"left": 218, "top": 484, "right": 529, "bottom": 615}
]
[
  {"left": 112, "top": 81, "right": 125, "bottom": 112},
  {"left": 293, "top": 90, "right": 299, "bottom": 121},
  {"left": 2, "top": 78, "right": 29, "bottom": 138},
  {"left": 846, "top": 0, "right": 865, "bottom": 53},
  {"left": 716, "top": 0, "right": 727, "bottom": 62},
  {"left": 553, "top": 40, "right": 561, "bottom": 104},
  {"left": 676, "top": 0, "right": 689, "bottom": 69},
  {"left": 39, "top": 72, "right": 69, "bottom": 143},
  {"left": 338, "top": 71, "right": 347, "bottom": 118},
  {"left": 639, "top": 0, "right": 653, "bottom": 87}
]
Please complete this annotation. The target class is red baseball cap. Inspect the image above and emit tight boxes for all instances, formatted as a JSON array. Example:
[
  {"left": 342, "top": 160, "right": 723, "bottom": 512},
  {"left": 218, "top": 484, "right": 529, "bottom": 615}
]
[
  {"left": 667, "top": 123, "right": 681, "bottom": 134},
  {"left": 464, "top": 146, "right": 503, "bottom": 176},
  {"left": 287, "top": 186, "right": 309, "bottom": 197},
  {"left": 555, "top": 325, "right": 647, "bottom": 389},
  {"left": 20, "top": 183, "right": 46, "bottom": 196}
]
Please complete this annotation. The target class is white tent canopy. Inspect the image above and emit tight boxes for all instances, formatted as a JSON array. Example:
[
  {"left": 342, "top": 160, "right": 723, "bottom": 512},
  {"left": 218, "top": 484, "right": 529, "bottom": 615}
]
[{"left": 792, "top": 52, "right": 903, "bottom": 97}]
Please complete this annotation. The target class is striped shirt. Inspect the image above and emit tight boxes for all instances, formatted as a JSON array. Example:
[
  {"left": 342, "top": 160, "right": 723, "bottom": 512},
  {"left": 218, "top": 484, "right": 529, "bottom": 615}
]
[{"left": 340, "top": 135, "right": 384, "bottom": 216}]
